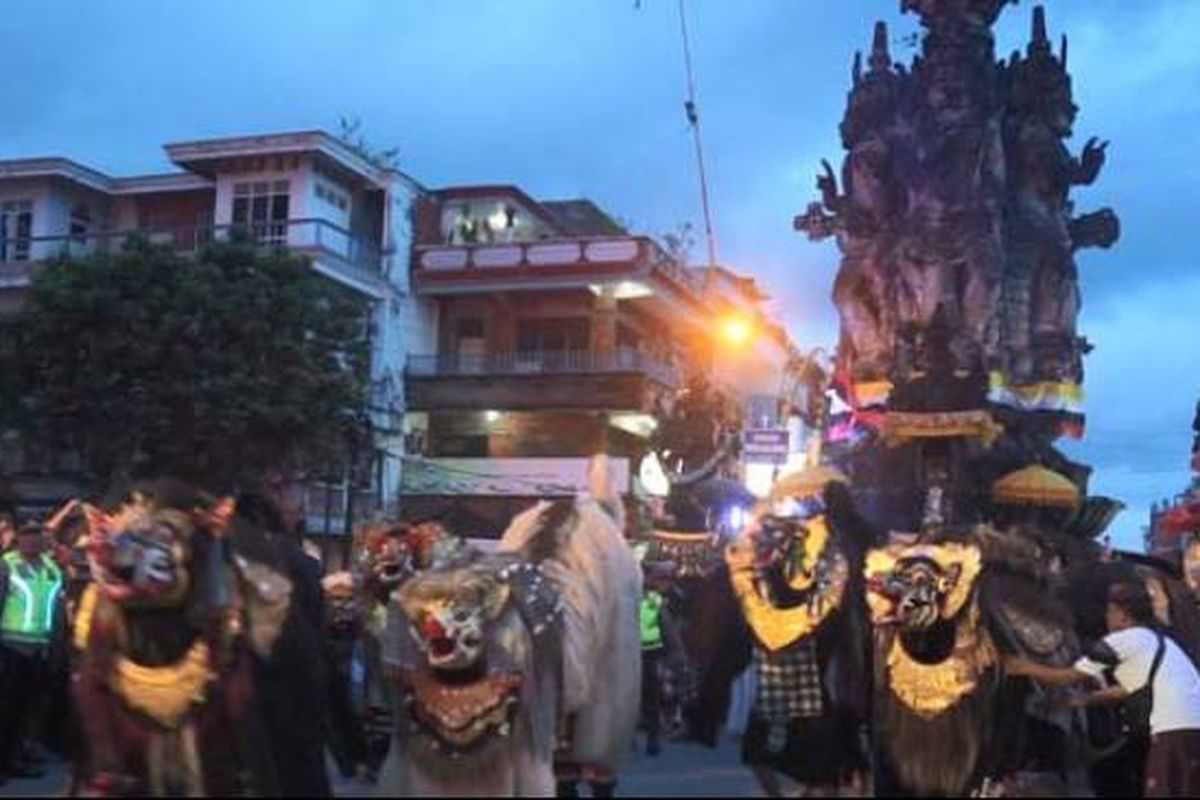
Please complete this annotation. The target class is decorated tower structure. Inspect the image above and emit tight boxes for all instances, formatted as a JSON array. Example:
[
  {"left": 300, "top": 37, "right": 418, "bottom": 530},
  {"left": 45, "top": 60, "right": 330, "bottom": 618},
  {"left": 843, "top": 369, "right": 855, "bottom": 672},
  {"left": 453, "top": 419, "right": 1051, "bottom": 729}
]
[{"left": 796, "top": 1, "right": 1119, "bottom": 537}]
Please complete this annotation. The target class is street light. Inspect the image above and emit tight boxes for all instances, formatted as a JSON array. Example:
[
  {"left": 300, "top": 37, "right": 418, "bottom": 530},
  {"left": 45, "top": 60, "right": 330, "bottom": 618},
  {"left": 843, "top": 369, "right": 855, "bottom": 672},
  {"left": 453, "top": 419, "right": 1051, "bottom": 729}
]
[{"left": 719, "top": 315, "right": 753, "bottom": 347}]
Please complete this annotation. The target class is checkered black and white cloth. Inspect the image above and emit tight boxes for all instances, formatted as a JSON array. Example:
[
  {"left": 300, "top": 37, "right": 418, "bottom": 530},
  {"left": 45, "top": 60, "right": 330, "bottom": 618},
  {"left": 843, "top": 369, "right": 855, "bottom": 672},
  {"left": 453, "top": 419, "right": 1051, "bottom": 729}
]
[{"left": 753, "top": 639, "right": 824, "bottom": 721}]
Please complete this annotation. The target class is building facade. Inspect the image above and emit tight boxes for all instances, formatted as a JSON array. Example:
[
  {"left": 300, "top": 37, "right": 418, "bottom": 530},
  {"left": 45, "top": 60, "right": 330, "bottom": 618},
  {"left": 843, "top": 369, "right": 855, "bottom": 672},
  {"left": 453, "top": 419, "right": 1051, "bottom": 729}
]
[
  {"left": 0, "top": 134, "right": 801, "bottom": 538},
  {"left": 0, "top": 131, "right": 425, "bottom": 528},
  {"left": 400, "top": 185, "right": 801, "bottom": 535}
]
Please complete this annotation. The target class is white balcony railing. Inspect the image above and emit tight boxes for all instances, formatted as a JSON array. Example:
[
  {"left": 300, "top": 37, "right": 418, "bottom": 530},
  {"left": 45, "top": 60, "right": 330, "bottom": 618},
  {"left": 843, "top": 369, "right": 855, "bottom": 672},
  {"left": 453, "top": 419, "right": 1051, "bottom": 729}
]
[
  {"left": 406, "top": 347, "right": 681, "bottom": 388},
  {"left": 415, "top": 236, "right": 650, "bottom": 273},
  {"left": 0, "top": 218, "right": 383, "bottom": 288}
]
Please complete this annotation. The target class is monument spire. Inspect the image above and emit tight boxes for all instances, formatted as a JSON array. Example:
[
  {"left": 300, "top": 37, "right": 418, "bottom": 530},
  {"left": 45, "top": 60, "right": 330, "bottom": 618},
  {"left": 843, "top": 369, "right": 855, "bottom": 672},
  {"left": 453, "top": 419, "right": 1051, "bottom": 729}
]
[
  {"left": 1029, "top": 5, "right": 1051, "bottom": 57},
  {"left": 869, "top": 21, "right": 891, "bottom": 72}
]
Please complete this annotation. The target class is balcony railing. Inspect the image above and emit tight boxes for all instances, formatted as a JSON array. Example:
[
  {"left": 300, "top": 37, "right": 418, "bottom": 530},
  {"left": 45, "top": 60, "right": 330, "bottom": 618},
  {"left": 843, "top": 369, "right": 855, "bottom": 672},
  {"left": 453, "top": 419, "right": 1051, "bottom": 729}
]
[
  {"left": 0, "top": 218, "right": 382, "bottom": 284},
  {"left": 407, "top": 348, "right": 681, "bottom": 387},
  {"left": 415, "top": 236, "right": 656, "bottom": 273}
]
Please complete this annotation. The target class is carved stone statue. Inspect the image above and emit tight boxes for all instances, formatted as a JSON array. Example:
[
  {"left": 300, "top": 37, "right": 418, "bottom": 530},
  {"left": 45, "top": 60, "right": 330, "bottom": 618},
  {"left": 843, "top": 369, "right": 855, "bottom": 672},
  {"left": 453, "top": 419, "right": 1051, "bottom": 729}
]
[
  {"left": 1001, "top": 6, "right": 1119, "bottom": 383},
  {"left": 799, "top": 2, "right": 1118, "bottom": 391}
]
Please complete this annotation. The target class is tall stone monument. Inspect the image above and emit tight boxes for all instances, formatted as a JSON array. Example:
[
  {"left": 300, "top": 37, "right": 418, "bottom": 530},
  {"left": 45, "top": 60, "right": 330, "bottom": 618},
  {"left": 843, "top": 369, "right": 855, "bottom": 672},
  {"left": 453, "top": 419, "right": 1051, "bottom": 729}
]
[{"left": 795, "top": 1, "right": 1119, "bottom": 533}]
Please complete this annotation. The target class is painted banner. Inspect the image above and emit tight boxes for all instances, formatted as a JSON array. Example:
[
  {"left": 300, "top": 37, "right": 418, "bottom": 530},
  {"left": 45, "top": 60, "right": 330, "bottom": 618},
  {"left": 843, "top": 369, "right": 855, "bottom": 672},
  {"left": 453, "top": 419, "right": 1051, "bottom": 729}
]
[{"left": 400, "top": 457, "right": 631, "bottom": 497}]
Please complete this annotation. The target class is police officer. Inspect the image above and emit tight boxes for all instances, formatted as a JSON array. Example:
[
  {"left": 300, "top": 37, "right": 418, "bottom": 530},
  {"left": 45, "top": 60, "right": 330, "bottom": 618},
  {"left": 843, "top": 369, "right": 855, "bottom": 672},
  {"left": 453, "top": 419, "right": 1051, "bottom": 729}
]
[{"left": 0, "top": 523, "right": 64, "bottom": 780}]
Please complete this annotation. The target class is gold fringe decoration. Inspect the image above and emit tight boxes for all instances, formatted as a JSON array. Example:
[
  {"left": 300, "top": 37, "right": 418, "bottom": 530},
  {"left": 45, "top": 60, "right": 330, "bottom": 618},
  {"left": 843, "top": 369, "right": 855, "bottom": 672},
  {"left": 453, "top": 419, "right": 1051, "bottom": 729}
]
[
  {"left": 885, "top": 606, "right": 997, "bottom": 717},
  {"left": 73, "top": 583, "right": 100, "bottom": 651},
  {"left": 111, "top": 640, "right": 216, "bottom": 729},
  {"left": 728, "top": 538, "right": 848, "bottom": 652},
  {"left": 882, "top": 410, "right": 1004, "bottom": 449}
]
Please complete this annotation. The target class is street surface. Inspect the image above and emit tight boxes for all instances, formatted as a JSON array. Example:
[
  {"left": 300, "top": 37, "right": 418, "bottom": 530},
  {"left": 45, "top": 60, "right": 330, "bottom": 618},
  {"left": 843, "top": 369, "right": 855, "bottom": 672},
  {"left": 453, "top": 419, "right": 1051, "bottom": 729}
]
[{"left": 0, "top": 738, "right": 759, "bottom": 798}]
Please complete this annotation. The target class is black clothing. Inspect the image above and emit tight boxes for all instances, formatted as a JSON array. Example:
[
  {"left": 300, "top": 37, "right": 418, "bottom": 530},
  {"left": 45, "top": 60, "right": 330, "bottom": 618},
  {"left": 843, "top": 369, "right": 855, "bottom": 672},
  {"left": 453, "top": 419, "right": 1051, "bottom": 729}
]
[{"left": 0, "top": 645, "right": 49, "bottom": 770}]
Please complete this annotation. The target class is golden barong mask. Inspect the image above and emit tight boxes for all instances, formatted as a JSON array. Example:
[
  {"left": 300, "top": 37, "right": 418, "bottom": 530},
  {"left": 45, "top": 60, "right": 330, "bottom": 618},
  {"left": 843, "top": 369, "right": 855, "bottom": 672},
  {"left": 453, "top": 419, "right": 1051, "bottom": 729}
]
[{"left": 865, "top": 543, "right": 981, "bottom": 629}]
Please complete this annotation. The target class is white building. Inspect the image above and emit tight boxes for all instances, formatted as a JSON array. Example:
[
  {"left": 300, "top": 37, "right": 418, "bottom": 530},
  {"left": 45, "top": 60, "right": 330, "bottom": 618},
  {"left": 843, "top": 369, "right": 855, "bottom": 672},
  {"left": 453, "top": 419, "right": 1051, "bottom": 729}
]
[{"left": 0, "top": 130, "right": 431, "bottom": 525}]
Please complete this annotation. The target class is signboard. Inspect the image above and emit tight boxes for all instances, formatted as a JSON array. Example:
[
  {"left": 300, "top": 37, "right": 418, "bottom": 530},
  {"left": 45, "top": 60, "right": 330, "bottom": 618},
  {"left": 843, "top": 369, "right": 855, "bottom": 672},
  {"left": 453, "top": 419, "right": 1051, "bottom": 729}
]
[
  {"left": 743, "top": 429, "right": 790, "bottom": 465},
  {"left": 400, "top": 457, "right": 631, "bottom": 497}
]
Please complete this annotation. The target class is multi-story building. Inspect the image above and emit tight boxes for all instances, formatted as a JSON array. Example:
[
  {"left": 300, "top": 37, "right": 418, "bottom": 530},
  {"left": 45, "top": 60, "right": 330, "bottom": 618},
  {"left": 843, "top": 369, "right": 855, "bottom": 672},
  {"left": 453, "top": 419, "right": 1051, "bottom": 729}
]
[
  {"left": 0, "top": 131, "right": 425, "bottom": 528},
  {"left": 0, "top": 135, "right": 802, "bottom": 538},
  {"left": 400, "top": 184, "right": 801, "bottom": 535}
]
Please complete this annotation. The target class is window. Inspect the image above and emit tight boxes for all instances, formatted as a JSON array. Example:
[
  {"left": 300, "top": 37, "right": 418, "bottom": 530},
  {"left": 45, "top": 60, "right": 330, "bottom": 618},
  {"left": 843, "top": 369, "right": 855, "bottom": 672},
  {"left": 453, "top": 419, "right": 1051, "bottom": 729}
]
[
  {"left": 454, "top": 318, "right": 486, "bottom": 372},
  {"left": 516, "top": 317, "right": 590, "bottom": 354},
  {"left": 315, "top": 181, "right": 349, "bottom": 212},
  {"left": 231, "top": 180, "right": 290, "bottom": 244},
  {"left": 0, "top": 200, "right": 33, "bottom": 262},
  {"left": 69, "top": 203, "right": 92, "bottom": 246}
]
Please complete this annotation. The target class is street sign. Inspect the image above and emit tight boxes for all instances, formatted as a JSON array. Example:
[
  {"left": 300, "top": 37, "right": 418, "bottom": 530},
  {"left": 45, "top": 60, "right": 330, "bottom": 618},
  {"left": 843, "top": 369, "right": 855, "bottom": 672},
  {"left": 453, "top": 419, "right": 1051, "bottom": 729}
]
[{"left": 743, "top": 429, "right": 790, "bottom": 464}]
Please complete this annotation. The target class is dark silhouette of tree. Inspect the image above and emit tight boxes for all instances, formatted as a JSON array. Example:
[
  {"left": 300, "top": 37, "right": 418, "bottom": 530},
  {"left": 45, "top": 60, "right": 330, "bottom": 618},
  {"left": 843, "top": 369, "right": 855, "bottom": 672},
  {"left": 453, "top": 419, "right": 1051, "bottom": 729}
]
[{"left": 2, "top": 236, "right": 369, "bottom": 493}]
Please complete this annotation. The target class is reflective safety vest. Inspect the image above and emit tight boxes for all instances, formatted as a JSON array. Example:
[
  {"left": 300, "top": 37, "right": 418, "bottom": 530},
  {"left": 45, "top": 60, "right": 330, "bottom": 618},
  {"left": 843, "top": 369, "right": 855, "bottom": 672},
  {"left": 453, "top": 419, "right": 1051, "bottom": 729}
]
[
  {"left": 640, "top": 591, "right": 664, "bottom": 650},
  {"left": 1, "top": 551, "right": 63, "bottom": 646}
]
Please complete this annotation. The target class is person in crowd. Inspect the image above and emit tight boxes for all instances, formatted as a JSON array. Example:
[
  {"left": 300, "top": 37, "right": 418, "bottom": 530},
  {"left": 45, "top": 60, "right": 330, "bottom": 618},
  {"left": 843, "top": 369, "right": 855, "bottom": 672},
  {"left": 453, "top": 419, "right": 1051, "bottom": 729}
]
[
  {"left": 38, "top": 500, "right": 89, "bottom": 765},
  {"left": 0, "top": 523, "right": 65, "bottom": 782},
  {"left": 1008, "top": 581, "right": 1200, "bottom": 797},
  {"left": 322, "top": 570, "right": 374, "bottom": 783},
  {"left": 236, "top": 491, "right": 333, "bottom": 797},
  {"left": 639, "top": 565, "right": 683, "bottom": 757},
  {"left": 0, "top": 509, "right": 16, "bottom": 553}
]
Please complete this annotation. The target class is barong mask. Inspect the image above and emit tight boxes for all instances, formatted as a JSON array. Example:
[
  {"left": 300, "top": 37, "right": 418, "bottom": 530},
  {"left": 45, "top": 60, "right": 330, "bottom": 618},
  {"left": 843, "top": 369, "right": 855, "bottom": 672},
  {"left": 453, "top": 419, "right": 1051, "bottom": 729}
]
[
  {"left": 398, "top": 564, "right": 510, "bottom": 673},
  {"left": 389, "top": 558, "right": 560, "bottom": 756},
  {"left": 865, "top": 543, "right": 981, "bottom": 630},
  {"left": 82, "top": 494, "right": 235, "bottom": 609}
]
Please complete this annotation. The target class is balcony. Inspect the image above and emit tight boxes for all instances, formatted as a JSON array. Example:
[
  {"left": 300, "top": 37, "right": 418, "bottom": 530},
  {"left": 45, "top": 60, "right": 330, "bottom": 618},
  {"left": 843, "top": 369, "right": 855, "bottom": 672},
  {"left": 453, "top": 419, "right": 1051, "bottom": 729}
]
[
  {"left": 414, "top": 236, "right": 662, "bottom": 293},
  {"left": 405, "top": 348, "right": 680, "bottom": 412},
  {"left": 0, "top": 218, "right": 384, "bottom": 296}
]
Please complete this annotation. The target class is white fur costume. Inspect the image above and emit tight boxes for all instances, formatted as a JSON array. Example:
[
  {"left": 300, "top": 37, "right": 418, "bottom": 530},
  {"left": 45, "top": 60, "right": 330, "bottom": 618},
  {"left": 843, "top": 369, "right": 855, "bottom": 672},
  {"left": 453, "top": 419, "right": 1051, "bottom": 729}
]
[{"left": 377, "top": 456, "right": 642, "bottom": 797}]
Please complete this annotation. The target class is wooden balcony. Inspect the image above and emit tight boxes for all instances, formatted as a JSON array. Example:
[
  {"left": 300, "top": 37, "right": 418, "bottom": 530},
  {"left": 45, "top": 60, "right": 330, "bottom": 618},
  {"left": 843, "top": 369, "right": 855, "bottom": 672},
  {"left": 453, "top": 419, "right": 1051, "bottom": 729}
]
[{"left": 405, "top": 348, "right": 680, "bottom": 412}]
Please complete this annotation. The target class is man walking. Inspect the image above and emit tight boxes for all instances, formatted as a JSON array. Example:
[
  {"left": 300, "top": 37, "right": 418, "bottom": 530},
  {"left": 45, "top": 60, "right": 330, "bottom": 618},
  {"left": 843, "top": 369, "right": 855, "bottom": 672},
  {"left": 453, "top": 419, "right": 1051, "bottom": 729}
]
[{"left": 0, "top": 524, "right": 64, "bottom": 782}]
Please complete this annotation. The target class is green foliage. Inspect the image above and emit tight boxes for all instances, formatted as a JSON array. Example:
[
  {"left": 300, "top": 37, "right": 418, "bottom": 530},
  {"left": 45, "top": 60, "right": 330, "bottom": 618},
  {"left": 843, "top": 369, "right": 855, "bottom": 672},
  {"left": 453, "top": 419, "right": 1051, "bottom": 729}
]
[{"left": 4, "top": 237, "right": 370, "bottom": 493}]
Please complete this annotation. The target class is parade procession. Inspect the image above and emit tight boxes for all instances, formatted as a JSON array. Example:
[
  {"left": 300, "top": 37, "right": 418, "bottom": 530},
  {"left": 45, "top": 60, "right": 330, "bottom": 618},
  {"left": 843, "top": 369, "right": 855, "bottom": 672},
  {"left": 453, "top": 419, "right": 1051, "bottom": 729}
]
[{"left": 2, "top": 0, "right": 1200, "bottom": 796}]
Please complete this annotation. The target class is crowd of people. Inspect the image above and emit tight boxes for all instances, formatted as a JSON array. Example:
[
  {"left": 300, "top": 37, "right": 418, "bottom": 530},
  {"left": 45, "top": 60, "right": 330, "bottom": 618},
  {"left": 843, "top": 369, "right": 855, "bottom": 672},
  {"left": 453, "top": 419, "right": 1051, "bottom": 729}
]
[
  {"left": 0, "top": 497, "right": 382, "bottom": 793},
  {"left": 6, "top": 489, "right": 1200, "bottom": 797}
]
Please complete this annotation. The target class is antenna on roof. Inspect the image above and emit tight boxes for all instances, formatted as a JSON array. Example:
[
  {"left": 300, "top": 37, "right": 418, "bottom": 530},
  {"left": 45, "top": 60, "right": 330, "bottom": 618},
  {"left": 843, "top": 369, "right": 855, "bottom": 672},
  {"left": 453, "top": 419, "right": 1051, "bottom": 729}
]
[{"left": 677, "top": 0, "right": 718, "bottom": 269}]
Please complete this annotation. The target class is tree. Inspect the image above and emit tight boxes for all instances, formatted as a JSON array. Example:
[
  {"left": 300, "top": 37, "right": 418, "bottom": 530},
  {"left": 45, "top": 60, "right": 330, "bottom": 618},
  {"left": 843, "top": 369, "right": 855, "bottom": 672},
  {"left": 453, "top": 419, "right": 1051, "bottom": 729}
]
[{"left": 3, "top": 236, "right": 370, "bottom": 494}]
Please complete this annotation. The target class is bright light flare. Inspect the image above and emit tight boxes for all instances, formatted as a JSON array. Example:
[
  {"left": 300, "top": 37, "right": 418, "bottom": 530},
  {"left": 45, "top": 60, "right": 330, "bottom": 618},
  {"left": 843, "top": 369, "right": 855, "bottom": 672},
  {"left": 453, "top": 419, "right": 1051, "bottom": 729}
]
[{"left": 720, "top": 316, "right": 753, "bottom": 347}]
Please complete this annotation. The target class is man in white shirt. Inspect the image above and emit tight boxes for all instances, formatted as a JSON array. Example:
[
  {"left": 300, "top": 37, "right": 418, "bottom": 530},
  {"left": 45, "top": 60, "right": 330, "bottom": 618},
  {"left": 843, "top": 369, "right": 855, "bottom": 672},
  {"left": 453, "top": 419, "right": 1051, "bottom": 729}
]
[{"left": 1007, "top": 581, "right": 1200, "bottom": 797}]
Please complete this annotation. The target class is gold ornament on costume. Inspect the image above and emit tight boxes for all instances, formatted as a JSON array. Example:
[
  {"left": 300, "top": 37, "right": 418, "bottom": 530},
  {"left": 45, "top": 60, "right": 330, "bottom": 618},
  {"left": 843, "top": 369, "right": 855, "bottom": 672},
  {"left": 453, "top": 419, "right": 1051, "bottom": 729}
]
[
  {"left": 884, "top": 606, "right": 997, "bottom": 717},
  {"left": 112, "top": 640, "right": 216, "bottom": 729},
  {"left": 73, "top": 585, "right": 216, "bottom": 729},
  {"left": 727, "top": 515, "right": 848, "bottom": 651}
]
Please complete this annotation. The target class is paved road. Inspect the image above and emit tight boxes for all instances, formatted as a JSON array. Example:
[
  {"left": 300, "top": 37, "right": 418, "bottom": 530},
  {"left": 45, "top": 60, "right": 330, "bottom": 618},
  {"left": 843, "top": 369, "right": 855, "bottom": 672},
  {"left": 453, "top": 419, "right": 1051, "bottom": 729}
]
[{"left": 0, "top": 738, "right": 759, "bottom": 797}]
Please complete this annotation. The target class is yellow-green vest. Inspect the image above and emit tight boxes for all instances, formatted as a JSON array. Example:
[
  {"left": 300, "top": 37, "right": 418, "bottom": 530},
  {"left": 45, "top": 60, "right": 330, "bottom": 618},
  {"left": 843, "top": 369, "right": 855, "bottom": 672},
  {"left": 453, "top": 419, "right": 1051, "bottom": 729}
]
[
  {"left": 1, "top": 551, "right": 63, "bottom": 646},
  {"left": 640, "top": 590, "right": 664, "bottom": 650}
]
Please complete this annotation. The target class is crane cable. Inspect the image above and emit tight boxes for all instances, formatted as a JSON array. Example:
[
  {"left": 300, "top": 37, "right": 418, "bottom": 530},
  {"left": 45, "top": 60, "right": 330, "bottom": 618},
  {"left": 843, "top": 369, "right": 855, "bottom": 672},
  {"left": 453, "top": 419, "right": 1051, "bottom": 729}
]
[{"left": 676, "top": 0, "right": 718, "bottom": 269}]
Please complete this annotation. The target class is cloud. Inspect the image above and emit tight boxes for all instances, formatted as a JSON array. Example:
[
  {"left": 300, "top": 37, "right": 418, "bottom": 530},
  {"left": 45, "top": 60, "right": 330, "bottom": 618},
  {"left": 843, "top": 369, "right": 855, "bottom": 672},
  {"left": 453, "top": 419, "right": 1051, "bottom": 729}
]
[
  {"left": 0, "top": 0, "right": 1194, "bottom": 553},
  {"left": 1062, "top": 273, "right": 1200, "bottom": 549}
]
